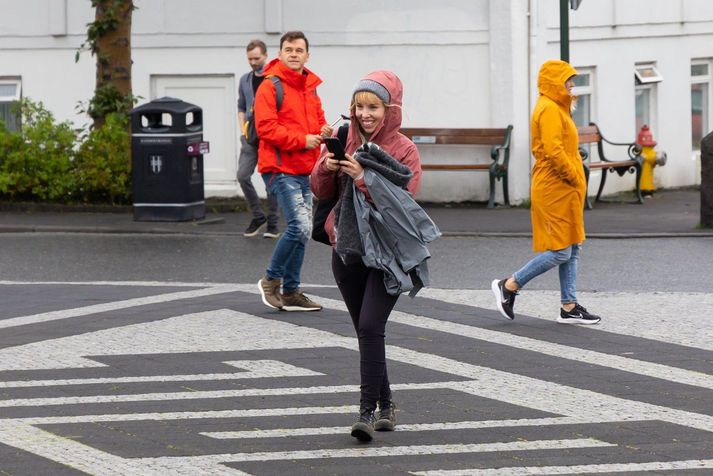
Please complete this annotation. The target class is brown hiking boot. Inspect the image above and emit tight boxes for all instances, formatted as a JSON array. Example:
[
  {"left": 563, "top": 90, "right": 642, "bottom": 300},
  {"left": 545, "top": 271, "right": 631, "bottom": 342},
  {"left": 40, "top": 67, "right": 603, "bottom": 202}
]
[
  {"left": 258, "top": 277, "right": 282, "bottom": 309},
  {"left": 280, "top": 290, "right": 322, "bottom": 312}
]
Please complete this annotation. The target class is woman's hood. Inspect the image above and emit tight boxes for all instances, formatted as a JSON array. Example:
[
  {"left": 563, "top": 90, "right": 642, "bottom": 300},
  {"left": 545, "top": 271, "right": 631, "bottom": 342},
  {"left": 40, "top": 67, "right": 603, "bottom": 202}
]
[
  {"left": 537, "top": 60, "right": 577, "bottom": 108},
  {"left": 347, "top": 70, "right": 404, "bottom": 152}
]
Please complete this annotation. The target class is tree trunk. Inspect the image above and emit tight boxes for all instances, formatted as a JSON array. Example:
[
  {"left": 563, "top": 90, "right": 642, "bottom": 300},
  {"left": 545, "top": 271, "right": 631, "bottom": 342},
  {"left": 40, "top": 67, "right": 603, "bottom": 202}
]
[{"left": 93, "top": 0, "right": 133, "bottom": 129}]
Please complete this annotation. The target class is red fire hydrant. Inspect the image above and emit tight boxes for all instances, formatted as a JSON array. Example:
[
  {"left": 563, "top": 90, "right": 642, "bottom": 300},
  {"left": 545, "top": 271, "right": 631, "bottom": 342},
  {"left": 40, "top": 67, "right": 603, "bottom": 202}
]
[{"left": 637, "top": 125, "right": 666, "bottom": 196}]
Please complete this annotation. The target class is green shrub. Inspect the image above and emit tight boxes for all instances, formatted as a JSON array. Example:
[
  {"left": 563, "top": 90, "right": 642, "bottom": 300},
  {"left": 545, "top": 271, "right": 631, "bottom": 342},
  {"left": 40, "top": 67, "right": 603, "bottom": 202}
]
[
  {"left": 0, "top": 98, "right": 131, "bottom": 204},
  {"left": 0, "top": 99, "right": 77, "bottom": 201},
  {"left": 75, "top": 112, "right": 131, "bottom": 204}
]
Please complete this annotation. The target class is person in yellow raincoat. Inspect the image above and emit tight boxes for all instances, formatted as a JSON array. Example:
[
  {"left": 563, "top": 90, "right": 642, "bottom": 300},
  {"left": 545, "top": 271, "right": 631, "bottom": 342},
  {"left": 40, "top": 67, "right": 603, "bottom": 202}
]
[{"left": 491, "top": 60, "right": 601, "bottom": 325}]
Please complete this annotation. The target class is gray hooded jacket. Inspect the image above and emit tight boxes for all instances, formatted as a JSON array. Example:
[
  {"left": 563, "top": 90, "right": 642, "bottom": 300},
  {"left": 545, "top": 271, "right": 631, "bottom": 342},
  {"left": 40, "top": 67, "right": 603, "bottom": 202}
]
[{"left": 341, "top": 143, "right": 440, "bottom": 297}]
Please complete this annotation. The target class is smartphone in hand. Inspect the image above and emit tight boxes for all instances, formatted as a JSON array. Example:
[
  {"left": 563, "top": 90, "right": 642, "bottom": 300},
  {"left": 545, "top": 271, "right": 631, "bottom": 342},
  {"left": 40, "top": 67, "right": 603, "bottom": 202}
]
[{"left": 323, "top": 137, "right": 346, "bottom": 162}]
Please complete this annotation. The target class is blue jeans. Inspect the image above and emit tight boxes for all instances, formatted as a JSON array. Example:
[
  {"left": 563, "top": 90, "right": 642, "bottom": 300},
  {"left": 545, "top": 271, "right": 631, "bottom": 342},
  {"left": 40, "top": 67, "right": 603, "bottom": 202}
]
[
  {"left": 512, "top": 244, "right": 581, "bottom": 304},
  {"left": 262, "top": 173, "right": 313, "bottom": 293}
]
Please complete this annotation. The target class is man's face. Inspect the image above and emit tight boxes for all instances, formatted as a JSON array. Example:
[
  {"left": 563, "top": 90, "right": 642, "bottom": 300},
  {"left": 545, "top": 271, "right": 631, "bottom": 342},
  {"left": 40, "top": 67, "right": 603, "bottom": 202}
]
[
  {"left": 246, "top": 47, "right": 267, "bottom": 72},
  {"left": 278, "top": 39, "right": 309, "bottom": 73}
]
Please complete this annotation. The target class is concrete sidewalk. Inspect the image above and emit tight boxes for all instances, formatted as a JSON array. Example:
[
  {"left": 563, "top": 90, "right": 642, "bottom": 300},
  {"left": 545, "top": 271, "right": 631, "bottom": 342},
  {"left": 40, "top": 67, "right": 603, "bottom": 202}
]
[{"left": 0, "top": 188, "right": 709, "bottom": 238}]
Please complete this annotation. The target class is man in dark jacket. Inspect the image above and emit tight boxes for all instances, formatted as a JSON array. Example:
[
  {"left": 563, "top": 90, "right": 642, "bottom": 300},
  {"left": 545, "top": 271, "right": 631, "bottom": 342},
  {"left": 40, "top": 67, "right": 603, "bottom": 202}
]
[
  {"left": 237, "top": 39, "right": 279, "bottom": 238},
  {"left": 255, "top": 31, "right": 331, "bottom": 311}
]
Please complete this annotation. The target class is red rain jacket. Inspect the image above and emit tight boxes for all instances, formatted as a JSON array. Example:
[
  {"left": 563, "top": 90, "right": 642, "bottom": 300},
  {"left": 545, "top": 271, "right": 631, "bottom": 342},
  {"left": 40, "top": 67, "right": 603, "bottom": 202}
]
[{"left": 254, "top": 58, "right": 328, "bottom": 175}]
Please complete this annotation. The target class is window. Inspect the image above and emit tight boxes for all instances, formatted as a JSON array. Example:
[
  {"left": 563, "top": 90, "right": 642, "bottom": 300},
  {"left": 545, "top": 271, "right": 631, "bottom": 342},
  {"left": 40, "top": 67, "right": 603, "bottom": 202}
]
[
  {"left": 0, "top": 78, "right": 21, "bottom": 132},
  {"left": 571, "top": 68, "right": 594, "bottom": 128},
  {"left": 572, "top": 68, "right": 595, "bottom": 159},
  {"left": 691, "top": 60, "right": 710, "bottom": 151},
  {"left": 635, "top": 65, "right": 663, "bottom": 85},
  {"left": 635, "top": 64, "right": 658, "bottom": 137}
]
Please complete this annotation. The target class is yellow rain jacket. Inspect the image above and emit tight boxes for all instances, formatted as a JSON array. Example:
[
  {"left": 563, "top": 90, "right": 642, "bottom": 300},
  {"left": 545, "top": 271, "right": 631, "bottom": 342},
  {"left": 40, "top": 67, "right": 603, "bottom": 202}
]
[{"left": 530, "top": 60, "right": 586, "bottom": 252}]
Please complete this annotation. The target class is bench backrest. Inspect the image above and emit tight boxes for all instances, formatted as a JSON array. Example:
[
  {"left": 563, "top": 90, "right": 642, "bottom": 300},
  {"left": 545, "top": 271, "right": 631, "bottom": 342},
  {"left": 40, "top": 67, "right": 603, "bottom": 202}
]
[
  {"left": 399, "top": 128, "right": 509, "bottom": 145},
  {"left": 577, "top": 125, "right": 601, "bottom": 144}
]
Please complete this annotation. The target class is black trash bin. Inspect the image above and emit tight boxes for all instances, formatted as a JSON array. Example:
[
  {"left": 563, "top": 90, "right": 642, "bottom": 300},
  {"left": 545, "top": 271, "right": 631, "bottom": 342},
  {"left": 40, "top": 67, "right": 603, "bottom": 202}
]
[{"left": 130, "top": 97, "right": 209, "bottom": 221}]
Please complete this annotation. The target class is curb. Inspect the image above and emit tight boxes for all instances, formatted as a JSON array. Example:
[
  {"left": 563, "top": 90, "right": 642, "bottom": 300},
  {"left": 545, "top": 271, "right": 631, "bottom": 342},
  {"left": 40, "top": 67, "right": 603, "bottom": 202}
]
[{"left": 2, "top": 225, "right": 712, "bottom": 239}]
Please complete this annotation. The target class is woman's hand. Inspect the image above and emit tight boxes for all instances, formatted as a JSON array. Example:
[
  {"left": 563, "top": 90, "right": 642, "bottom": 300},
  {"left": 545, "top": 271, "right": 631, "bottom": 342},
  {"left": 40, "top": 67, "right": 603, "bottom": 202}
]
[
  {"left": 322, "top": 152, "right": 341, "bottom": 172},
  {"left": 339, "top": 154, "right": 364, "bottom": 180}
]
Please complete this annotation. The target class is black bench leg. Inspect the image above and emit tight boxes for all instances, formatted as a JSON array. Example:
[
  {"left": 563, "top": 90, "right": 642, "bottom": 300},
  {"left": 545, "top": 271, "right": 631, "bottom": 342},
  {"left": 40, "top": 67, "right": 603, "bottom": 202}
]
[
  {"left": 595, "top": 168, "right": 608, "bottom": 202},
  {"left": 487, "top": 171, "right": 496, "bottom": 208},
  {"left": 502, "top": 173, "right": 510, "bottom": 207},
  {"left": 634, "top": 164, "right": 644, "bottom": 204},
  {"left": 583, "top": 165, "right": 592, "bottom": 210}
]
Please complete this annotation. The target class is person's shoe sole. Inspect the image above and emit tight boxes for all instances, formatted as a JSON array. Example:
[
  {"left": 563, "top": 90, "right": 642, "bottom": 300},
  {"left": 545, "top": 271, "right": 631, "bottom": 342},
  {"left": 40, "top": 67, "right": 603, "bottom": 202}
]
[
  {"left": 350, "top": 423, "right": 374, "bottom": 442},
  {"left": 280, "top": 305, "right": 322, "bottom": 312},
  {"left": 257, "top": 279, "right": 282, "bottom": 309},
  {"left": 491, "top": 279, "right": 514, "bottom": 320},
  {"left": 557, "top": 316, "right": 601, "bottom": 325},
  {"left": 374, "top": 419, "right": 395, "bottom": 431},
  {"left": 244, "top": 222, "right": 267, "bottom": 237},
  {"left": 263, "top": 231, "right": 279, "bottom": 239}
]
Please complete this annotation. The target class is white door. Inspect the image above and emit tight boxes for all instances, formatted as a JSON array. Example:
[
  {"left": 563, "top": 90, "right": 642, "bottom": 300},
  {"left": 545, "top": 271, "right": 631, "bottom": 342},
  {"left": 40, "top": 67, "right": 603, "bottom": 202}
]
[{"left": 151, "top": 75, "right": 237, "bottom": 196}]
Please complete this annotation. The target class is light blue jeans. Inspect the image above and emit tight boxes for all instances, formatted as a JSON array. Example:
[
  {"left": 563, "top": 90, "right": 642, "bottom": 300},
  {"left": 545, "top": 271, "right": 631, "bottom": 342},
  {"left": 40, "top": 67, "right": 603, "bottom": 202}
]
[
  {"left": 512, "top": 244, "right": 581, "bottom": 304},
  {"left": 262, "top": 173, "right": 313, "bottom": 293}
]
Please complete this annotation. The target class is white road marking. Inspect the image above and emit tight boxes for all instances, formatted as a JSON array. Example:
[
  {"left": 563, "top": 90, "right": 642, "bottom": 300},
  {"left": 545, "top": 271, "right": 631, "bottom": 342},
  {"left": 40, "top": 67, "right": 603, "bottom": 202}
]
[
  {"left": 0, "top": 360, "right": 323, "bottom": 388},
  {"left": 13, "top": 405, "right": 359, "bottom": 425},
  {"left": 0, "top": 284, "right": 242, "bottom": 330},
  {"left": 419, "top": 288, "right": 713, "bottom": 351},
  {"left": 200, "top": 416, "right": 623, "bottom": 439},
  {"left": 0, "top": 308, "right": 355, "bottom": 371},
  {"left": 411, "top": 459, "right": 713, "bottom": 475},
  {"left": 1, "top": 280, "right": 711, "bottom": 475},
  {"left": 0, "top": 381, "right": 458, "bottom": 408},
  {"left": 136, "top": 438, "right": 614, "bottom": 465}
]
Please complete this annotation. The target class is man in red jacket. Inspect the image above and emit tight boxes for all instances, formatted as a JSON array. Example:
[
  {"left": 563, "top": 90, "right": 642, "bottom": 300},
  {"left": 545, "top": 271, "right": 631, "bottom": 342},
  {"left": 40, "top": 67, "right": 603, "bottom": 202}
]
[{"left": 255, "top": 31, "right": 331, "bottom": 311}]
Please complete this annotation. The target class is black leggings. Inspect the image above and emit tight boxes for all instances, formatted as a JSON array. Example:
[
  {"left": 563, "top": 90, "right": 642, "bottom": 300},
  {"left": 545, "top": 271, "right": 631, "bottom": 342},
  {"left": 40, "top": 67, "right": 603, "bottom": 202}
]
[{"left": 332, "top": 251, "right": 399, "bottom": 410}]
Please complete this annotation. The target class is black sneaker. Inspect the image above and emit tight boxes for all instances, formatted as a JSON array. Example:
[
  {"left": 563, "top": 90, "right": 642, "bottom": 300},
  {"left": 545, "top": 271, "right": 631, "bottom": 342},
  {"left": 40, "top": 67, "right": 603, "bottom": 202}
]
[
  {"left": 350, "top": 408, "right": 376, "bottom": 442},
  {"left": 374, "top": 400, "right": 396, "bottom": 432},
  {"left": 557, "top": 303, "right": 601, "bottom": 325},
  {"left": 243, "top": 217, "right": 267, "bottom": 237},
  {"left": 263, "top": 225, "right": 279, "bottom": 239},
  {"left": 491, "top": 278, "right": 516, "bottom": 320}
]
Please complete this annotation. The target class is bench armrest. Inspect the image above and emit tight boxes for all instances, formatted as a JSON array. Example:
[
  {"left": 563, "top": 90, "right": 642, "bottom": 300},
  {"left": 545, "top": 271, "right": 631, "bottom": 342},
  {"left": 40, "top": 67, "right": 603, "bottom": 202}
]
[
  {"left": 589, "top": 122, "right": 642, "bottom": 162},
  {"left": 489, "top": 124, "right": 513, "bottom": 162}
]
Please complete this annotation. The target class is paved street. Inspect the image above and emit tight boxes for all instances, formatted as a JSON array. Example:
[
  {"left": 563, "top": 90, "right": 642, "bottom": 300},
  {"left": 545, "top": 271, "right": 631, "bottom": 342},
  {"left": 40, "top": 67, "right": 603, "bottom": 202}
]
[{"left": 0, "top": 219, "right": 712, "bottom": 475}]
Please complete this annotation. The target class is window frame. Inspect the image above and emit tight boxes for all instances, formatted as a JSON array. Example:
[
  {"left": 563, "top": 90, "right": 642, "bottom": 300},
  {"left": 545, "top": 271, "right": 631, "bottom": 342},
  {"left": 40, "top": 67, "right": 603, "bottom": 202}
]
[
  {"left": 634, "top": 63, "right": 659, "bottom": 137},
  {"left": 0, "top": 77, "right": 22, "bottom": 132},
  {"left": 570, "top": 67, "right": 595, "bottom": 125},
  {"left": 635, "top": 64, "right": 663, "bottom": 85},
  {"left": 691, "top": 59, "right": 711, "bottom": 152},
  {"left": 0, "top": 79, "right": 22, "bottom": 102}
]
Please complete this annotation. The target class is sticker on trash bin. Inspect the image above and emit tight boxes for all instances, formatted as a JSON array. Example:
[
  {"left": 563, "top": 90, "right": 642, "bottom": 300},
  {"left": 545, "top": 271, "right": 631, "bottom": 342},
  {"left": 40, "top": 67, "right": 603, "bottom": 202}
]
[
  {"left": 149, "top": 155, "right": 163, "bottom": 174},
  {"left": 187, "top": 141, "right": 210, "bottom": 156}
]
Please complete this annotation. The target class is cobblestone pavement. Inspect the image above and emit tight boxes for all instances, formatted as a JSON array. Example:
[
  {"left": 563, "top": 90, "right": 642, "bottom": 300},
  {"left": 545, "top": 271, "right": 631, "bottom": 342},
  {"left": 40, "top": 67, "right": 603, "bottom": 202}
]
[{"left": 1, "top": 280, "right": 712, "bottom": 475}]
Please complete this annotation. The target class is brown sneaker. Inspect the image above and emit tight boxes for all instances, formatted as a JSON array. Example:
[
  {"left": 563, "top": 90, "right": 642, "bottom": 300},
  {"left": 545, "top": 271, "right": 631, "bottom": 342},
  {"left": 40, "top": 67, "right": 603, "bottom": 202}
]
[
  {"left": 258, "top": 277, "right": 282, "bottom": 309},
  {"left": 280, "top": 290, "right": 322, "bottom": 312}
]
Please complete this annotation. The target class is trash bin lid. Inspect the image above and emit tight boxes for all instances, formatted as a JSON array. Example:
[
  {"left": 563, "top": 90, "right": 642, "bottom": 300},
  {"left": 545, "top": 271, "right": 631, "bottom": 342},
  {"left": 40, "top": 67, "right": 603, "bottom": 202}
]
[{"left": 131, "top": 97, "right": 201, "bottom": 115}]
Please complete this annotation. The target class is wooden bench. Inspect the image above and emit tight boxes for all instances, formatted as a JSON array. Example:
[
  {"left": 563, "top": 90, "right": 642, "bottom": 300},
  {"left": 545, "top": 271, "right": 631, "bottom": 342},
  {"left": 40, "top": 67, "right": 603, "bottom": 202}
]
[
  {"left": 399, "top": 126, "right": 514, "bottom": 208},
  {"left": 577, "top": 122, "right": 643, "bottom": 209}
]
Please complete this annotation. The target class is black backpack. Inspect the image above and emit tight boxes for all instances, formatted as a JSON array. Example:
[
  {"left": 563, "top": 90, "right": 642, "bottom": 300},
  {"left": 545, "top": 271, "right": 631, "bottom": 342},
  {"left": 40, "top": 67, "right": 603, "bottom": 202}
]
[
  {"left": 311, "top": 124, "right": 349, "bottom": 246},
  {"left": 243, "top": 76, "right": 283, "bottom": 147}
]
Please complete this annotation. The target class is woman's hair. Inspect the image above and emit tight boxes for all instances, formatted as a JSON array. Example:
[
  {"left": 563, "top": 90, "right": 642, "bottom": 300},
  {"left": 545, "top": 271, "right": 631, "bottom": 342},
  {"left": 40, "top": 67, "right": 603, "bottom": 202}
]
[{"left": 350, "top": 91, "right": 389, "bottom": 111}]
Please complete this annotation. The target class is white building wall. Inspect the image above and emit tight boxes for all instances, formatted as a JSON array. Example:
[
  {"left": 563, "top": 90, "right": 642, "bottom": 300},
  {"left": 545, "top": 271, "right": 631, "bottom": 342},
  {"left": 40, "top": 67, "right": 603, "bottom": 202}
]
[
  {"left": 1, "top": 0, "right": 712, "bottom": 202},
  {"left": 535, "top": 0, "right": 713, "bottom": 195}
]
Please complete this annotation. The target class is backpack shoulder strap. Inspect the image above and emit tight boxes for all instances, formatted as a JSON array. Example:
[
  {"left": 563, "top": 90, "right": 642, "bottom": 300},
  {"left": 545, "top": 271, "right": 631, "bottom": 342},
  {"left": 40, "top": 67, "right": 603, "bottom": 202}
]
[{"left": 266, "top": 76, "right": 284, "bottom": 111}]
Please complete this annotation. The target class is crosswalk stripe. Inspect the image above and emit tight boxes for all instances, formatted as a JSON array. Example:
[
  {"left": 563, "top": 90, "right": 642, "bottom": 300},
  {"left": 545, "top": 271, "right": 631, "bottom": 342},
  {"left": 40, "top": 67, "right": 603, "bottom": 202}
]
[
  {"left": 412, "top": 459, "right": 713, "bottom": 475},
  {"left": 200, "top": 416, "right": 626, "bottom": 439}
]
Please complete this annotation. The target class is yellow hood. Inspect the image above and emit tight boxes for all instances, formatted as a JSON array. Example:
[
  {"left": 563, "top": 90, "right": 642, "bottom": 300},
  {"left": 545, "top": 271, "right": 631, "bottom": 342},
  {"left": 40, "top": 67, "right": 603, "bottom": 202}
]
[{"left": 537, "top": 60, "right": 578, "bottom": 108}]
